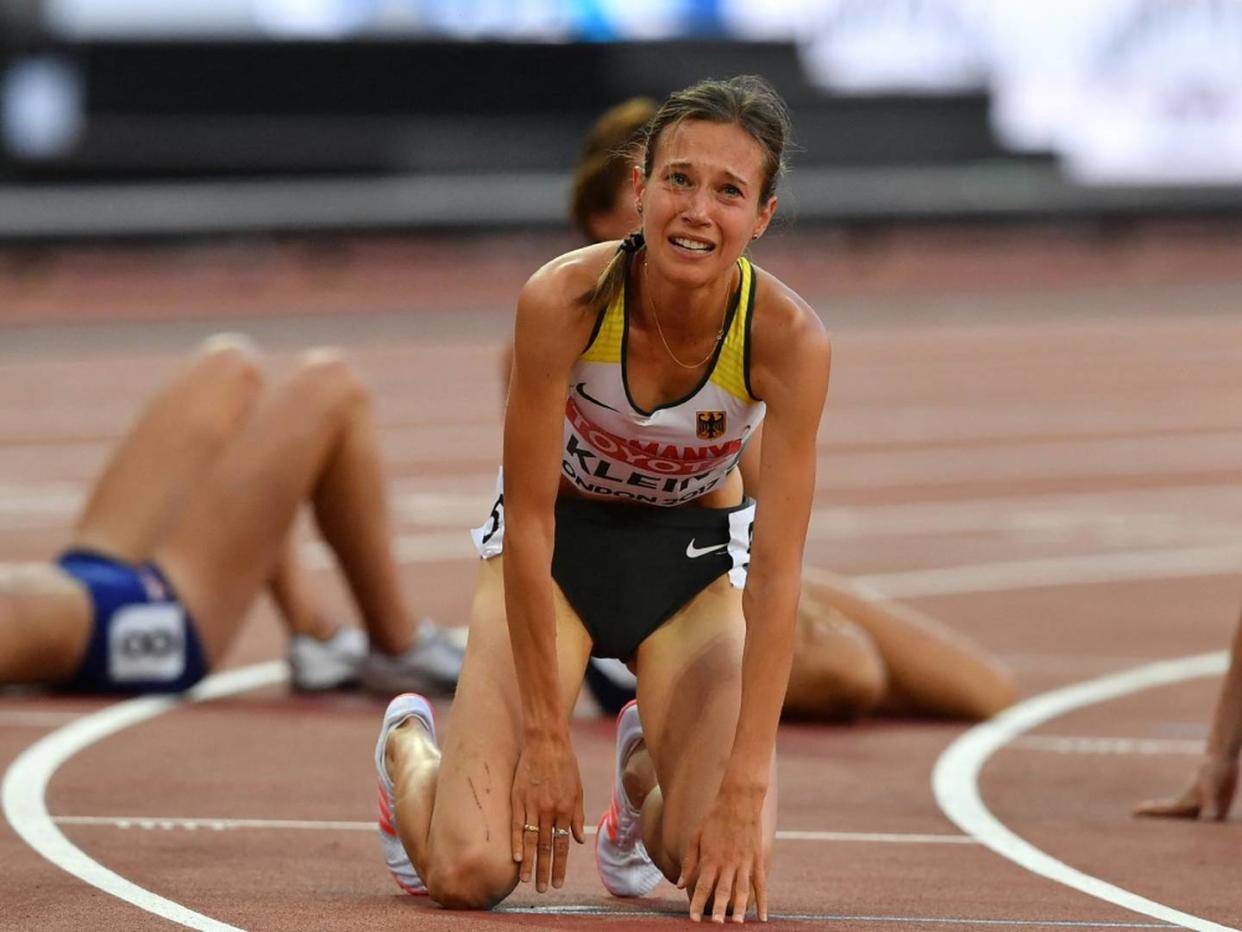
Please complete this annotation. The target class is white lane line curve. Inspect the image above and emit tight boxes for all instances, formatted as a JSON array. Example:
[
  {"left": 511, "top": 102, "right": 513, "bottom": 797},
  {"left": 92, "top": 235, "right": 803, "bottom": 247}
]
[
  {"left": 2, "top": 661, "right": 287, "bottom": 932},
  {"left": 933, "top": 651, "right": 1236, "bottom": 932}
]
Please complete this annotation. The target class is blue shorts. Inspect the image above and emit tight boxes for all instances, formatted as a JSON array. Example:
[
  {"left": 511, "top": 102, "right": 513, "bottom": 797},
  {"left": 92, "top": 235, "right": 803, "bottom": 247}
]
[{"left": 56, "top": 548, "right": 208, "bottom": 694}]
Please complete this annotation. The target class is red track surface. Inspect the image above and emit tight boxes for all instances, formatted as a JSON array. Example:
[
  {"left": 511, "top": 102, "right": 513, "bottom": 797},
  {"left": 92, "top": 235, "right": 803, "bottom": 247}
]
[{"left": 2, "top": 225, "right": 1241, "bottom": 930}]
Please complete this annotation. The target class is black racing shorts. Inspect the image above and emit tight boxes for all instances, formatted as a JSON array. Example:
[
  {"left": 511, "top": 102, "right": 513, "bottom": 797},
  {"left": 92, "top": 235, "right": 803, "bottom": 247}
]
[{"left": 551, "top": 495, "right": 755, "bottom": 661}]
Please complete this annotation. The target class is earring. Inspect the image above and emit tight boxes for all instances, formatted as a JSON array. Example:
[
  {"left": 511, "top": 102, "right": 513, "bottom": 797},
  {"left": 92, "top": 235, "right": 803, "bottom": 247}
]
[
  {"left": 751, "top": 233, "right": 759, "bottom": 240},
  {"left": 636, "top": 202, "right": 643, "bottom": 215}
]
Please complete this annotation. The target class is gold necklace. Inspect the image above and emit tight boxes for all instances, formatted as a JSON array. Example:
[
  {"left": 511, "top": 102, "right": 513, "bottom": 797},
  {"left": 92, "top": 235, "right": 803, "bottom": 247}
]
[{"left": 642, "top": 258, "right": 730, "bottom": 370}]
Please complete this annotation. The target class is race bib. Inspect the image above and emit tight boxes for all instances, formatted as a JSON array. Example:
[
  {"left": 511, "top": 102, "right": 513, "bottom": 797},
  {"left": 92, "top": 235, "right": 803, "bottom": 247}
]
[{"left": 107, "top": 603, "right": 187, "bottom": 683}]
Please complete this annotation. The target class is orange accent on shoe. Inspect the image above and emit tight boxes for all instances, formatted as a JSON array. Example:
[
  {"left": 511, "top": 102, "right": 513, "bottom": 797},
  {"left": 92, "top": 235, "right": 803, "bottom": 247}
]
[
  {"left": 377, "top": 780, "right": 396, "bottom": 835},
  {"left": 603, "top": 792, "right": 622, "bottom": 843},
  {"left": 391, "top": 873, "right": 430, "bottom": 897}
]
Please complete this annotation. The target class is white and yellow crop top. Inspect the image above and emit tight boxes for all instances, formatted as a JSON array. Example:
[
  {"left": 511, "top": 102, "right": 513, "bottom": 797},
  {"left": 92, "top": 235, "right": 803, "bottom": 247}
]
[{"left": 562, "top": 257, "right": 766, "bottom": 507}]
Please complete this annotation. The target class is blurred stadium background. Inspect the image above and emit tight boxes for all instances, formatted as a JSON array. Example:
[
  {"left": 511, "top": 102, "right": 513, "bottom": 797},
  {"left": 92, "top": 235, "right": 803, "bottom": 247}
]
[
  {"left": 3, "top": 0, "right": 1242, "bottom": 242},
  {"left": 1, "top": 0, "right": 1241, "bottom": 344}
]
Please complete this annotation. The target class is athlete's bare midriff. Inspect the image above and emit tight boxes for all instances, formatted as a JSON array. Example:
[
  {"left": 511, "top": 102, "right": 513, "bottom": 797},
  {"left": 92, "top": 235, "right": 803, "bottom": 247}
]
[{"left": 557, "top": 466, "right": 745, "bottom": 510}]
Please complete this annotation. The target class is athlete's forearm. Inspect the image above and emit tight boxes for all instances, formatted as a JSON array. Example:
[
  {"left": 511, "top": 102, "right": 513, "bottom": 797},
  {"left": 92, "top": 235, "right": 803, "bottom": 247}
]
[
  {"left": 724, "top": 573, "right": 799, "bottom": 793},
  {"left": 503, "top": 522, "right": 568, "bottom": 739},
  {"left": 1205, "top": 614, "right": 1242, "bottom": 759}
]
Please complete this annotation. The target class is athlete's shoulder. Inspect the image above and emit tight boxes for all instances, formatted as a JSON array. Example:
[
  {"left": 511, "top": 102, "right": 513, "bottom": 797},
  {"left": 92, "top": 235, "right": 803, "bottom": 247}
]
[
  {"left": 514, "top": 243, "right": 618, "bottom": 365},
  {"left": 749, "top": 263, "right": 828, "bottom": 350},
  {"left": 522, "top": 241, "right": 619, "bottom": 310}
]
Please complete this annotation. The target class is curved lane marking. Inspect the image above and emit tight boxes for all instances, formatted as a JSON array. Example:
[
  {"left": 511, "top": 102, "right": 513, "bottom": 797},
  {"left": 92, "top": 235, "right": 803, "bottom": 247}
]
[
  {"left": 934, "top": 651, "right": 1236, "bottom": 932},
  {"left": 2, "top": 662, "right": 287, "bottom": 932},
  {"left": 6, "top": 653, "right": 1236, "bottom": 929}
]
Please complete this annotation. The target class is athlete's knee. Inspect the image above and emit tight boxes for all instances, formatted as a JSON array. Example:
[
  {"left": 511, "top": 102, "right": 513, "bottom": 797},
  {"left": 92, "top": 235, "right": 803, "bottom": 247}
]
[
  {"left": 424, "top": 843, "right": 518, "bottom": 910},
  {"left": 198, "top": 331, "right": 261, "bottom": 362},
  {"left": 194, "top": 332, "right": 263, "bottom": 389},
  {"left": 291, "top": 349, "right": 370, "bottom": 415},
  {"left": 178, "top": 339, "right": 264, "bottom": 443},
  {"left": 783, "top": 615, "right": 886, "bottom": 720}
]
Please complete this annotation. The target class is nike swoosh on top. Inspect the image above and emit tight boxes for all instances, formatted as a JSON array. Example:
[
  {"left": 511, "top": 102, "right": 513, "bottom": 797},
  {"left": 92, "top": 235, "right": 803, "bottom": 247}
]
[
  {"left": 685, "top": 540, "right": 729, "bottom": 559},
  {"left": 575, "top": 382, "right": 620, "bottom": 413}
]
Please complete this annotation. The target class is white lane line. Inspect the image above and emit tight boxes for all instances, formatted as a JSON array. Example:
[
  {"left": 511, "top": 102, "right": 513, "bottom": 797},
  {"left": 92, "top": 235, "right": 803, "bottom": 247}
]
[
  {"left": 51, "top": 816, "right": 973, "bottom": 845},
  {"left": 775, "top": 831, "right": 975, "bottom": 844},
  {"left": 2, "top": 662, "right": 287, "bottom": 932},
  {"left": 53, "top": 816, "right": 375, "bottom": 832},
  {"left": 4, "top": 656, "right": 1226, "bottom": 930},
  {"left": 1011, "top": 736, "right": 1205, "bottom": 756},
  {"left": 933, "top": 652, "right": 1236, "bottom": 932},
  {"left": 847, "top": 544, "right": 1242, "bottom": 600},
  {"left": 501, "top": 905, "right": 1174, "bottom": 926}
]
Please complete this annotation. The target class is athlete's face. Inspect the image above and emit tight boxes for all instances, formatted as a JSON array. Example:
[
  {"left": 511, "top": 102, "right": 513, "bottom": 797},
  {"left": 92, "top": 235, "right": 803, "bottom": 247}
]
[{"left": 636, "top": 119, "right": 776, "bottom": 285}]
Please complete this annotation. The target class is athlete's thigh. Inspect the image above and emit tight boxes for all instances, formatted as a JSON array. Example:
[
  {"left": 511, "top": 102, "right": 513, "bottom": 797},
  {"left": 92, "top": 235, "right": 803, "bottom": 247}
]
[
  {"left": 72, "top": 338, "right": 260, "bottom": 565},
  {"left": 429, "top": 557, "right": 592, "bottom": 855},
  {"left": 152, "top": 362, "right": 346, "bottom": 646},
  {"left": 633, "top": 576, "right": 747, "bottom": 829}
]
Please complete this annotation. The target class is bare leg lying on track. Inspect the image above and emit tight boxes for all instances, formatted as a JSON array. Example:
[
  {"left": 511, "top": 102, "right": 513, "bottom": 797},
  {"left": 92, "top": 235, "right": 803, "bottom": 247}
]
[{"left": 791, "top": 570, "right": 1017, "bottom": 720}]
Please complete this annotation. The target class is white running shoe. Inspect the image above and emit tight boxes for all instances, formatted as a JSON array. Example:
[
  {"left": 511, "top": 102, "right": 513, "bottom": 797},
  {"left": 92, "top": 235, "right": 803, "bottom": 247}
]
[
  {"left": 595, "top": 699, "right": 663, "bottom": 897},
  {"left": 374, "top": 693, "right": 436, "bottom": 896},
  {"left": 288, "top": 626, "right": 368, "bottom": 692},
  {"left": 361, "top": 621, "right": 465, "bottom": 697}
]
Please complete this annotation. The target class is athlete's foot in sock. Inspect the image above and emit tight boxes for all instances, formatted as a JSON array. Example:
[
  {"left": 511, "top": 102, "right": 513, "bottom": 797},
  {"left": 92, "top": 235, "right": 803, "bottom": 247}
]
[
  {"left": 385, "top": 715, "right": 440, "bottom": 776},
  {"left": 596, "top": 701, "right": 664, "bottom": 897},
  {"left": 374, "top": 693, "right": 437, "bottom": 896},
  {"left": 622, "top": 742, "right": 656, "bottom": 811}
]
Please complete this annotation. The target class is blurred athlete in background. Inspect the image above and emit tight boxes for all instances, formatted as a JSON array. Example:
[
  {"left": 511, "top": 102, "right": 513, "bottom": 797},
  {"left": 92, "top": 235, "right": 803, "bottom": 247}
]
[{"left": 0, "top": 336, "right": 461, "bottom": 696}]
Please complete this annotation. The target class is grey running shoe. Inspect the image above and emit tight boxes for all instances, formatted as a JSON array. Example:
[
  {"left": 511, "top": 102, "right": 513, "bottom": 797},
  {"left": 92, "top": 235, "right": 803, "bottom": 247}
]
[
  {"left": 288, "top": 626, "right": 368, "bottom": 692},
  {"left": 361, "top": 621, "right": 465, "bottom": 696}
]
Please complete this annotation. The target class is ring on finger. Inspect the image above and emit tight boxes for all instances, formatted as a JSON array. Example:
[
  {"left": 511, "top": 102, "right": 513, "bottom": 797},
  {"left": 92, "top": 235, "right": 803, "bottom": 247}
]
[
  {"left": 551, "top": 827, "right": 571, "bottom": 838},
  {"left": 523, "top": 823, "right": 539, "bottom": 833}
]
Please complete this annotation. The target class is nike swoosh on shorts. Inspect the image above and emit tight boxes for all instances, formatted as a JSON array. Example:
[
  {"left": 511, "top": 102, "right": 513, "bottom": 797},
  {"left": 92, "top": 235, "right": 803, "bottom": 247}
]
[{"left": 685, "top": 539, "right": 728, "bottom": 559}]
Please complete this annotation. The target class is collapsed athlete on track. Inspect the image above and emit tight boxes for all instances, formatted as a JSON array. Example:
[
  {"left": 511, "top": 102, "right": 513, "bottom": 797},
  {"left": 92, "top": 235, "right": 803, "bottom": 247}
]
[
  {"left": 375, "top": 75, "right": 827, "bottom": 923},
  {"left": 1134, "top": 605, "right": 1242, "bottom": 821},
  {"left": 548, "top": 95, "right": 1016, "bottom": 722},
  {"left": 0, "top": 336, "right": 461, "bottom": 696}
]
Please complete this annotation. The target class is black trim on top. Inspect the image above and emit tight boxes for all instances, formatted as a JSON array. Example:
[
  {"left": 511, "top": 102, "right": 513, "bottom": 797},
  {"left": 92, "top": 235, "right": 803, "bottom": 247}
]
[
  {"left": 579, "top": 252, "right": 631, "bottom": 356},
  {"left": 741, "top": 260, "right": 761, "bottom": 402},
  {"left": 620, "top": 257, "right": 746, "bottom": 418}
]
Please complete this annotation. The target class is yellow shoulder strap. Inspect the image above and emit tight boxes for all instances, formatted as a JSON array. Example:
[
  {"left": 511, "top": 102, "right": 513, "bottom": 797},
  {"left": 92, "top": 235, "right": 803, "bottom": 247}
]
[
  {"left": 579, "top": 282, "right": 625, "bottom": 364},
  {"left": 709, "top": 258, "right": 755, "bottom": 402}
]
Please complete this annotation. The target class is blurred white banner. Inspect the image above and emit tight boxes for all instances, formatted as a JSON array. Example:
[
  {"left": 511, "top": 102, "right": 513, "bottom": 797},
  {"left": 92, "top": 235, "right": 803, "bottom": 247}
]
[{"left": 33, "top": 0, "right": 1242, "bottom": 183}]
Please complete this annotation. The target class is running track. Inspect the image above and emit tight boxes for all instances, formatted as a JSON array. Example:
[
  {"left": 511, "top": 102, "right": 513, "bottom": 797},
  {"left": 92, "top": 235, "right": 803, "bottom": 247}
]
[{"left": 2, "top": 225, "right": 1241, "bottom": 930}]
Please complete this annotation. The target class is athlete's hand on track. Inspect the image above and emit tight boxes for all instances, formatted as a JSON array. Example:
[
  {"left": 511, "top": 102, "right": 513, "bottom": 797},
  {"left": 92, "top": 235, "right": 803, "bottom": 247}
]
[
  {"left": 678, "top": 787, "right": 768, "bottom": 923},
  {"left": 511, "top": 733, "right": 584, "bottom": 892},
  {"left": 1134, "top": 754, "right": 1239, "bottom": 821}
]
